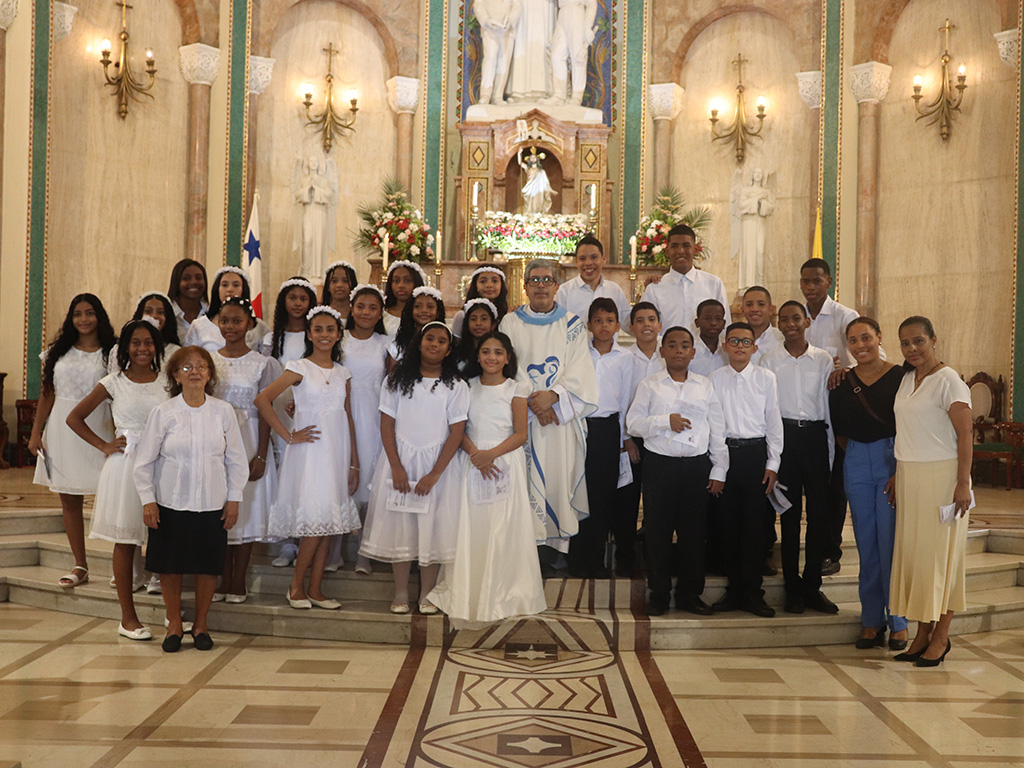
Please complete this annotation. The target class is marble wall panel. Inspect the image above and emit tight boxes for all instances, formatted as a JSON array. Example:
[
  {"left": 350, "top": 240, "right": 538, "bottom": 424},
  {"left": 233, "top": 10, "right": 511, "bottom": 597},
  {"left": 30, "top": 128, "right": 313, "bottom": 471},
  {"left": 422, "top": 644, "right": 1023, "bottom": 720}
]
[
  {"left": 670, "top": 11, "right": 814, "bottom": 312},
  {"left": 46, "top": 0, "right": 189, "bottom": 334},
  {"left": 256, "top": 0, "right": 396, "bottom": 294},
  {"left": 876, "top": 0, "right": 1015, "bottom": 385}
]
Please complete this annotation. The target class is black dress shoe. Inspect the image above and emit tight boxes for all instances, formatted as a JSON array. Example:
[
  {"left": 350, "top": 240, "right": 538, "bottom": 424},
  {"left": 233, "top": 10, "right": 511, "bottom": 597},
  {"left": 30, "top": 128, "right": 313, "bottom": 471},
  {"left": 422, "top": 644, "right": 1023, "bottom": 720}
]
[
  {"left": 888, "top": 635, "right": 908, "bottom": 651},
  {"left": 762, "top": 558, "right": 778, "bottom": 576},
  {"left": 740, "top": 596, "right": 776, "bottom": 618},
  {"left": 821, "top": 558, "right": 841, "bottom": 576},
  {"left": 191, "top": 632, "right": 214, "bottom": 651},
  {"left": 162, "top": 633, "right": 183, "bottom": 653},
  {"left": 712, "top": 593, "right": 740, "bottom": 612},
  {"left": 784, "top": 594, "right": 805, "bottom": 614},
  {"left": 855, "top": 627, "right": 886, "bottom": 649},
  {"left": 675, "top": 596, "right": 713, "bottom": 616},
  {"left": 645, "top": 601, "right": 669, "bottom": 616},
  {"left": 804, "top": 591, "right": 839, "bottom": 615},
  {"left": 914, "top": 640, "right": 951, "bottom": 667},
  {"left": 893, "top": 648, "right": 925, "bottom": 662}
]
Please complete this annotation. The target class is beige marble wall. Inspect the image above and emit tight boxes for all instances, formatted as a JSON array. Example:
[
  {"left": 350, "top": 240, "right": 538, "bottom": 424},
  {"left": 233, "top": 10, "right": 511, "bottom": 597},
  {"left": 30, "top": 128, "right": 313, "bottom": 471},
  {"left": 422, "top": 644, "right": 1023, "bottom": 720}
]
[
  {"left": 876, "top": 0, "right": 1015, "bottom": 385},
  {"left": 670, "top": 11, "right": 814, "bottom": 310},
  {"left": 46, "top": 0, "right": 189, "bottom": 334},
  {"left": 256, "top": 0, "right": 396, "bottom": 294}
]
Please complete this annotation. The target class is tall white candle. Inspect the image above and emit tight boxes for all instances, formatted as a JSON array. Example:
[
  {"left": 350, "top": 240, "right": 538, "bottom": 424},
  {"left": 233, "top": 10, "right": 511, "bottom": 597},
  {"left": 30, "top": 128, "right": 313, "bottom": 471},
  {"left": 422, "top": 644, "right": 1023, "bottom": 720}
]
[
  {"left": 630, "top": 236, "right": 637, "bottom": 270},
  {"left": 590, "top": 184, "right": 596, "bottom": 212},
  {"left": 435, "top": 230, "right": 442, "bottom": 264},
  {"left": 472, "top": 181, "right": 480, "bottom": 208},
  {"left": 382, "top": 233, "right": 390, "bottom": 275}
]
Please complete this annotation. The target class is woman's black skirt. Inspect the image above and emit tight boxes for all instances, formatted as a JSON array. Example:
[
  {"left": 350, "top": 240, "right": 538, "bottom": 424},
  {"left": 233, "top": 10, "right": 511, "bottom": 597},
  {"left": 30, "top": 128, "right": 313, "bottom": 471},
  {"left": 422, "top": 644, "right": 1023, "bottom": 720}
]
[{"left": 145, "top": 505, "right": 227, "bottom": 575}]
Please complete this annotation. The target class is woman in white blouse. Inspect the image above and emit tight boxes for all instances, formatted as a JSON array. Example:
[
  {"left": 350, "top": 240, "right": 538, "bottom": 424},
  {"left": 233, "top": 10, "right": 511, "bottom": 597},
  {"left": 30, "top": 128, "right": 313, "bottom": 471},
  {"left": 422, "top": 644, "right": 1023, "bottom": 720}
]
[
  {"left": 134, "top": 346, "right": 248, "bottom": 653},
  {"left": 890, "top": 316, "right": 973, "bottom": 667}
]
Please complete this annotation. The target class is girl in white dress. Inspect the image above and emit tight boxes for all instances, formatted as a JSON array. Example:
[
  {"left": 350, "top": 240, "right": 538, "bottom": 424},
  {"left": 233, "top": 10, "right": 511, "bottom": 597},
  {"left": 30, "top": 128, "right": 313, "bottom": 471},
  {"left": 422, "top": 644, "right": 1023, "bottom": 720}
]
[
  {"left": 255, "top": 306, "right": 361, "bottom": 610},
  {"left": 132, "top": 291, "right": 181, "bottom": 352},
  {"left": 184, "top": 266, "right": 271, "bottom": 353},
  {"left": 323, "top": 260, "right": 358, "bottom": 322},
  {"left": 383, "top": 260, "right": 427, "bottom": 337},
  {"left": 67, "top": 320, "right": 169, "bottom": 640},
  {"left": 451, "top": 266, "right": 508, "bottom": 338},
  {"left": 386, "top": 286, "right": 445, "bottom": 371},
  {"left": 262, "top": 277, "right": 318, "bottom": 568},
  {"left": 211, "top": 298, "right": 281, "bottom": 602},
  {"left": 360, "top": 322, "right": 470, "bottom": 614},
  {"left": 453, "top": 298, "right": 498, "bottom": 372},
  {"left": 428, "top": 331, "right": 547, "bottom": 627},
  {"left": 167, "top": 258, "right": 208, "bottom": 343},
  {"left": 28, "top": 293, "right": 117, "bottom": 588}
]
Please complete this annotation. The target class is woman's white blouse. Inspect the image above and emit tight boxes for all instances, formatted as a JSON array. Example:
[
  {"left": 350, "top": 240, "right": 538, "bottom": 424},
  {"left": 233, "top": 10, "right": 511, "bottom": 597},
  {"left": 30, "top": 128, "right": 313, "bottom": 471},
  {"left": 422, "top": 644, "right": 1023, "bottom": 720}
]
[{"left": 133, "top": 394, "right": 249, "bottom": 511}]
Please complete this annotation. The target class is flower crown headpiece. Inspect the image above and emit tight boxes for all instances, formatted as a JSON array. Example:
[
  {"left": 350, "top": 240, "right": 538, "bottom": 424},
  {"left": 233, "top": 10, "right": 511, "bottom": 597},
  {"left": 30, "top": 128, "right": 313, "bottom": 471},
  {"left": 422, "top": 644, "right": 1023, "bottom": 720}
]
[
  {"left": 324, "top": 260, "right": 356, "bottom": 276},
  {"left": 463, "top": 298, "right": 498, "bottom": 317},
  {"left": 412, "top": 286, "right": 444, "bottom": 302},
  {"left": 387, "top": 260, "right": 428, "bottom": 283},
  {"left": 222, "top": 296, "right": 257, "bottom": 321},
  {"left": 351, "top": 283, "right": 385, "bottom": 302},
  {"left": 306, "top": 305, "right": 343, "bottom": 323},
  {"left": 138, "top": 315, "right": 161, "bottom": 330},
  {"left": 279, "top": 278, "right": 316, "bottom": 294},
  {"left": 212, "top": 265, "right": 250, "bottom": 285},
  {"left": 470, "top": 266, "right": 505, "bottom": 282}
]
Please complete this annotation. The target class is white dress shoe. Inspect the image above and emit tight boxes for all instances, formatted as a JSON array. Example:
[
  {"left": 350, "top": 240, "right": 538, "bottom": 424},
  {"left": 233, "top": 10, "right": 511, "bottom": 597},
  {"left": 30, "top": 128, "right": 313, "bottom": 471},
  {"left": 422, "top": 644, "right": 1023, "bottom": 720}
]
[
  {"left": 225, "top": 593, "right": 247, "bottom": 604},
  {"left": 118, "top": 624, "right": 153, "bottom": 641},
  {"left": 287, "top": 592, "right": 312, "bottom": 609},
  {"left": 309, "top": 597, "right": 341, "bottom": 610}
]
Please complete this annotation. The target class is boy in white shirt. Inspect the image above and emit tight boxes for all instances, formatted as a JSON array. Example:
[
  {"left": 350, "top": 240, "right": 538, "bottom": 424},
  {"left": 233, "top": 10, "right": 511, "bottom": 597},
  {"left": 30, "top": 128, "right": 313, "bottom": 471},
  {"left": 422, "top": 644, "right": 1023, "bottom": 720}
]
[
  {"left": 567, "top": 298, "right": 635, "bottom": 578},
  {"left": 627, "top": 327, "right": 727, "bottom": 616},
  {"left": 760, "top": 301, "right": 838, "bottom": 615},
  {"left": 690, "top": 299, "right": 727, "bottom": 377},
  {"left": 555, "top": 235, "right": 631, "bottom": 326},
  {"left": 709, "top": 322, "right": 784, "bottom": 617},
  {"left": 741, "top": 286, "right": 783, "bottom": 365}
]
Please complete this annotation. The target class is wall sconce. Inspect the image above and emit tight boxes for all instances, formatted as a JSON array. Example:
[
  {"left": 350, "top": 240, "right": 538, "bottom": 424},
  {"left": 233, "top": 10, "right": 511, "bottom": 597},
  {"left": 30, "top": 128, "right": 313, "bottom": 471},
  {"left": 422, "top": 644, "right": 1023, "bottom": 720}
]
[
  {"left": 709, "top": 53, "right": 767, "bottom": 165},
  {"left": 99, "top": 0, "right": 156, "bottom": 119},
  {"left": 912, "top": 19, "right": 967, "bottom": 141},
  {"left": 301, "top": 42, "right": 358, "bottom": 154}
]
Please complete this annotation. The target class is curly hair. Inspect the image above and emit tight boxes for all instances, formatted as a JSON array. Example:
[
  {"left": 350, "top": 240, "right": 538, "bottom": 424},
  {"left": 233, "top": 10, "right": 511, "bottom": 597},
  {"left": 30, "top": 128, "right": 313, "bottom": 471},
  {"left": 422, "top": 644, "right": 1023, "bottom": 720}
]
[
  {"left": 165, "top": 346, "right": 217, "bottom": 396},
  {"left": 115, "top": 320, "right": 166, "bottom": 373},
  {"left": 269, "top": 277, "right": 317, "bottom": 359},
  {"left": 386, "top": 323, "right": 460, "bottom": 396},
  {"left": 41, "top": 294, "right": 117, "bottom": 395}
]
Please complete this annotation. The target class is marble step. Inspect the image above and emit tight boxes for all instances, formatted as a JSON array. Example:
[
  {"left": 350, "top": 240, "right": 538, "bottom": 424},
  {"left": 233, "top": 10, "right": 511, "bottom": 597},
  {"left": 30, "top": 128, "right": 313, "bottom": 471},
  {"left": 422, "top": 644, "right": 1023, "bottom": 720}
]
[
  {"left": 3, "top": 564, "right": 1024, "bottom": 650},
  {"left": 0, "top": 509, "right": 65, "bottom": 536}
]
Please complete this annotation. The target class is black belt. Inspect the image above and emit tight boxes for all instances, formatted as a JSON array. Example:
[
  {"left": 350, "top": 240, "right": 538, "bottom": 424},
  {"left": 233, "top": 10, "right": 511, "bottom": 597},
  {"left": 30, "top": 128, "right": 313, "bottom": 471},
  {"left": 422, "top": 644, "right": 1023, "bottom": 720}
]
[
  {"left": 782, "top": 418, "right": 826, "bottom": 428},
  {"left": 726, "top": 436, "right": 767, "bottom": 448}
]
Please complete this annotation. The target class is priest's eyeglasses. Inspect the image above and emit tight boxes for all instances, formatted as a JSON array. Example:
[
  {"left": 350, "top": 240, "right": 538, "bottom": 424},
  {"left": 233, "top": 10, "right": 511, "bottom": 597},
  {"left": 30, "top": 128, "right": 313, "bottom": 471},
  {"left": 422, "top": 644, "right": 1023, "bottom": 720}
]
[
  {"left": 526, "top": 276, "right": 557, "bottom": 285},
  {"left": 725, "top": 338, "right": 754, "bottom": 348}
]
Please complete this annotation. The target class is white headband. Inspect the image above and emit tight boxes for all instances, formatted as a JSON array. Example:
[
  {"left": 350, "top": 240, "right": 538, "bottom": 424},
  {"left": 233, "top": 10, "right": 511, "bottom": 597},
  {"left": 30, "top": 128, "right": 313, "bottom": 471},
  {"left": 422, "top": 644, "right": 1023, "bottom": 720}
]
[
  {"left": 213, "top": 265, "right": 250, "bottom": 285},
  {"left": 306, "top": 305, "right": 342, "bottom": 322},
  {"left": 412, "top": 286, "right": 444, "bottom": 302},
  {"left": 325, "top": 260, "right": 356, "bottom": 276},
  {"left": 421, "top": 320, "right": 451, "bottom": 337},
  {"left": 463, "top": 298, "right": 498, "bottom": 317},
  {"left": 351, "top": 283, "right": 386, "bottom": 302},
  {"left": 136, "top": 290, "right": 171, "bottom": 308},
  {"left": 139, "top": 315, "right": 161, "bottom": 329},
  {"left": 279, "top": 278, "right": 315, "bottom": 294},
  {"left": 387, "top": 260, "right": 428, "bottom": 283},
  {"left": 470, "top": 266, "right": 506, "bottom": 282}
]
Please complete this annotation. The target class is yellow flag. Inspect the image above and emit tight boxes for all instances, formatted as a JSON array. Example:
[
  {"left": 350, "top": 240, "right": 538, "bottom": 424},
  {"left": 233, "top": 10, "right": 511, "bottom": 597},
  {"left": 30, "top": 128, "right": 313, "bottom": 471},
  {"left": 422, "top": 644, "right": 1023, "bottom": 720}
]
[{"left": 811, "top": 206, "right": 823, "bottom": 261}]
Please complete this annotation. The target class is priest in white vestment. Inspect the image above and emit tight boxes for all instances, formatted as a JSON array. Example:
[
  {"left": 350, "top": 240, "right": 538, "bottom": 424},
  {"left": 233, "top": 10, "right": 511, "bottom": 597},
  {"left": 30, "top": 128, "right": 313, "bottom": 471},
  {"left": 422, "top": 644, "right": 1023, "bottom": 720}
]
[{"left": 501, "top": 259, "right": 598, "bottom": 554}]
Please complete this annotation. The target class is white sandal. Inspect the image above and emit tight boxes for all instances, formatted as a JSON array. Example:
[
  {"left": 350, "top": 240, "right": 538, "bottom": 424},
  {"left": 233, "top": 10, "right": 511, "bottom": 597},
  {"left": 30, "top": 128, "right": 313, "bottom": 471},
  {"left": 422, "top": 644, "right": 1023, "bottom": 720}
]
[{"left": 59, "top": 565, "right": 88, "bottom": 589}]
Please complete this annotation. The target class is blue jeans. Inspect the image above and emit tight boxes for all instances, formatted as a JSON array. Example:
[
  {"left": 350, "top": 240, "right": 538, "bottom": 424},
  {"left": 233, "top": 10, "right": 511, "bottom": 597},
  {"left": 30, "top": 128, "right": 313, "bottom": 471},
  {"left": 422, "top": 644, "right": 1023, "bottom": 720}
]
[{"left": 843, "top": 438, "right": 908, "bottom": 632}]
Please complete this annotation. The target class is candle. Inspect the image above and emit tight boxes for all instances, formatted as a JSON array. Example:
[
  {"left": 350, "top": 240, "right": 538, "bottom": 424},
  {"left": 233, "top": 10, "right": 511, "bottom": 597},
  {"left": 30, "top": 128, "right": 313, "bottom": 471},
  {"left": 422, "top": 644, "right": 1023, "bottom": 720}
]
[
  {"left": 589, "top": 184, "right": 596, "bottom": 212},
  {"left": 435, "top": 230, "right": 442, "bottom": 264},
  {"left": 472, "top": 181, "right": 480, "bottom": 208},
  {"left": 381, "top": 233, "right": 390, "bottom": 274},
  {"left": 629, "top": 236, "right": 637, "bottom": 270}
]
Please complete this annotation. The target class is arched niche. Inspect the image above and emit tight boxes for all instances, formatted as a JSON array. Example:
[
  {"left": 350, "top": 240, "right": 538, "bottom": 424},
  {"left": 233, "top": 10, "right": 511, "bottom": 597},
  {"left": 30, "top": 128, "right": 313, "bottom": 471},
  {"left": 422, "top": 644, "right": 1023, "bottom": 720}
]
[{"left": 504, "top": 152, "right": 564, "bottom": 214}]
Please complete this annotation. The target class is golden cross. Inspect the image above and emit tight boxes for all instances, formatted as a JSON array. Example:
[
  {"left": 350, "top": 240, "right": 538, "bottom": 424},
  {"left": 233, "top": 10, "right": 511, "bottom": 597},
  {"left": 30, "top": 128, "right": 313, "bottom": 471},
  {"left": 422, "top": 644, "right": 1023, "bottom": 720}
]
[
  {"left": 940, "top": 19, "right": 955, "bottom": 53},
  {"left": 322, "top": 42, "right": 339, "bottom": 75},
  {"left": 733, "top": 53, "right": 749, "bottom": 84},
  {"left": 116, "top": 0, "right": 133, "bottom": 28}
]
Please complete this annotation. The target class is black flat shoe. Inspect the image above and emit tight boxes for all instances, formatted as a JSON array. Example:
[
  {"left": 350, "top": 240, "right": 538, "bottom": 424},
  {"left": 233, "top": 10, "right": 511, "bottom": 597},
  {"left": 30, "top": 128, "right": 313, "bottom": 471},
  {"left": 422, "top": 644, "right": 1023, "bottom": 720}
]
[
  {"left": 740, "top": 597, "right": 776, "bottom": 618},
  {"left": 675, "top": 596, "right": 713, "bottom": 616},
  {"left": 191, "top": 632, "right": 214, "bottom": 651},
  {"left": 804, "top": 591, "right": 839, "bottom": 615},
  {"left": 893, "top": 648, "right": 925, "bottom": 662},
  {"left": 855, "top": 627, "right": 886, "bottom": 649},
  {"left": 914, "top": 640, "right": 951, "bottom": 667},
  {"left": 821, "top": 558, "right": 841, "bottom": 576},
  {"left": 162, "top": 633, "right": 183, "bottom": 653},
  {"left": 888, "top": 635, "right": 908, "bottom": 651}
]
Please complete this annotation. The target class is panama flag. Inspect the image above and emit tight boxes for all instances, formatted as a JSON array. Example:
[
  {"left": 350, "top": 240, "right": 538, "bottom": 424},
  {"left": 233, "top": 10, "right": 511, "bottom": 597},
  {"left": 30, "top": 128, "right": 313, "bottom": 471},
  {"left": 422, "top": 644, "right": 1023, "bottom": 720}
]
[{"left": 243, "top": 196, "right": 263, "bottom": 318}]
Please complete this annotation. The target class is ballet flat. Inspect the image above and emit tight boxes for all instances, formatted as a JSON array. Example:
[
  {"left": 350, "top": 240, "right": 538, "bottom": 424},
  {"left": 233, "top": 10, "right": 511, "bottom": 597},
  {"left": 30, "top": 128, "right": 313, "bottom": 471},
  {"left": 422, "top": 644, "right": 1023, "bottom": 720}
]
[
  {"left": 211, "top": 592, "right": 226, "bottom": 603},
  {"left": 309, "top": 597, "right": 341, "bottom": 610},
  {"left": 118, "top": 624, "right": 153, "bottom": 641},
  {"left": 287, "top": 592, "right": 312, "bottom": 609},
  {"left": 225, "top": 593, "right": 247, "bottom": 604},
  {"left": 390, "top": 603, "right": 410, "bottom": 614},
  {"left": 915, "top": 640, "right": 951, "bottom": 668},
  {"left": 162, "top": 633, "right": 183, "bottom": 653},
  {"left": 418, "top": 601, "right": 439, "bottom": 615},
  {"left": 855, "top": 627, "right": 886, "bottom": 649}
]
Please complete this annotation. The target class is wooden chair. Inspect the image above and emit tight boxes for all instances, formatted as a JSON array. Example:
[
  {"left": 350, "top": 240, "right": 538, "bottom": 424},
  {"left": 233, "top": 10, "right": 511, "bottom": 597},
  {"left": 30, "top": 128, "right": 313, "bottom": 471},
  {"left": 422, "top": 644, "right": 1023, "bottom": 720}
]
[
  {"left": 968, "top": 372, "right": 1004, "bottom": 442},
  {"left": 15, "top": 399, "right": 38, "bottom": 468},
  {"left": 973, "top": 421, "right": 1024, "bottom": 490}
]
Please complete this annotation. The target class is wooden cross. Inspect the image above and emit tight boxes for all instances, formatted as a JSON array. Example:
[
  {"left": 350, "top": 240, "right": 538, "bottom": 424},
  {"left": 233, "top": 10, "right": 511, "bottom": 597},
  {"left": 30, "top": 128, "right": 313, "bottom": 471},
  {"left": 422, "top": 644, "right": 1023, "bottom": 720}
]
[
  {"left": 940, "top": 19, "right": 955, "bottom": 53},
  {"left": 733, "top": 53, "right": 749, "bottom": 84},
  {"left": 323, "top": 42, "right": 339, "bottom": 75}
]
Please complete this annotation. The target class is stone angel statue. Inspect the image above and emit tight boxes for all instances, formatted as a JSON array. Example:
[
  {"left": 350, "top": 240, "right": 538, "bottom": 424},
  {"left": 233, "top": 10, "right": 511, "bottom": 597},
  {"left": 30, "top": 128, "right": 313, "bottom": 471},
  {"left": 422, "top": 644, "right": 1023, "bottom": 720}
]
[
  {"left": 730, "top": 166, "right": 776, "bottom": 290},
  {"left": 291, "top": 148, "right": 339, "bottom": 279},
  {"left": 518, "top": 145, "right": 556, "bottom": 215}
]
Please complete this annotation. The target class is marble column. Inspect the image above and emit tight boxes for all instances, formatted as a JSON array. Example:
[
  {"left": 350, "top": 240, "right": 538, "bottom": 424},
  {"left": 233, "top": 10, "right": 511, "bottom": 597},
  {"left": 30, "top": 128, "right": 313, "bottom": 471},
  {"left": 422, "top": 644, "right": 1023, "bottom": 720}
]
[
  {"left": 796, "top": 70, "right": 821, "bottom": 244},
  {"left": 849, "top": 61, "right": 892, "bottom": 318},
  {"left": 179, "top": 43, "right": 220, "bottom": 267},
  {"left": 995, "top": 29, "right": 1018, "bottom": 67},
  {"left": 648, "top": 82, "right": 684, "bottom": 193},
  {"left": 245, "top": 55, "right": 275, "bottom": 222},
  {"left": 386, "top": 76, "right": 419, "bottom": 192},
  {"left": 0, "top": 0, "right": 18, "bottom": 274}
]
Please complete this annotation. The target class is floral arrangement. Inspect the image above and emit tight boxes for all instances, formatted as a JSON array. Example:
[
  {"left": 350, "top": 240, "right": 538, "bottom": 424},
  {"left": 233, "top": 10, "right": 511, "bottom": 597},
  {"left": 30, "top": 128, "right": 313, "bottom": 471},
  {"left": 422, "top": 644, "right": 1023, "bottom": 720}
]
[
  {"left": 634, "top": 187, "right": 713, "bottom": 267},
  {"left": 477, "top": 211, "right": 591, "bottom": 257},
  {"left": 356, "top": 178, "right": 434, "bottom": 263}
]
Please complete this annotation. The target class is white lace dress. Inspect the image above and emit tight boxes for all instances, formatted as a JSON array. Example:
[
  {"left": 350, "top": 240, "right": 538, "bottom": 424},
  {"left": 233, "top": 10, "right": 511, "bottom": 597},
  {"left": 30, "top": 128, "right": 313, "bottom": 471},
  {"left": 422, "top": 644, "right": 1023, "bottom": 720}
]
[
  {"left": 342, "top": 333, "right": 389, "bottom": 505},
  {"left": 89, "top": 373, "right": 169, "bottom": 545},
  {"left": 213, "top": 350, "right": 281, "bottom": 543},
  {"left": 427, "top": 378, "right": 547, "bottom": 627},
  {"left": 33, "top": 347, "right": 113, "bottom": 494},
  {"left": 269, "top": 358, "right": 361, "bottom": 537},
  {"left": 359, "top": 377, "right": 469, "bottom": 564}
]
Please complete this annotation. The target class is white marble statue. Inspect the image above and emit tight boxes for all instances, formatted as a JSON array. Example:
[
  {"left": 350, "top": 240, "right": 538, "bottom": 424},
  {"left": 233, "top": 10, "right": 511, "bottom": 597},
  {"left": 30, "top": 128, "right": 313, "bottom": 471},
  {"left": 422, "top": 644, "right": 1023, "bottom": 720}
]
[
  {"left": 544, "top": 0, "right": 597, "bottom": 106},
  {"left": 475, "top": 0, "right": 522, "bottom": 105},
  {"left": 508, "top": 0, "right": 556, "bottom": 103},
  {"left": 730, "top": 167, "right": 776, "bottom": 290},
  {"left": 291, "top": 150, "right": 339, "bottom": 279},
  {"left": 519, "top": 146, "right": 555, "bottom": 214}
]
